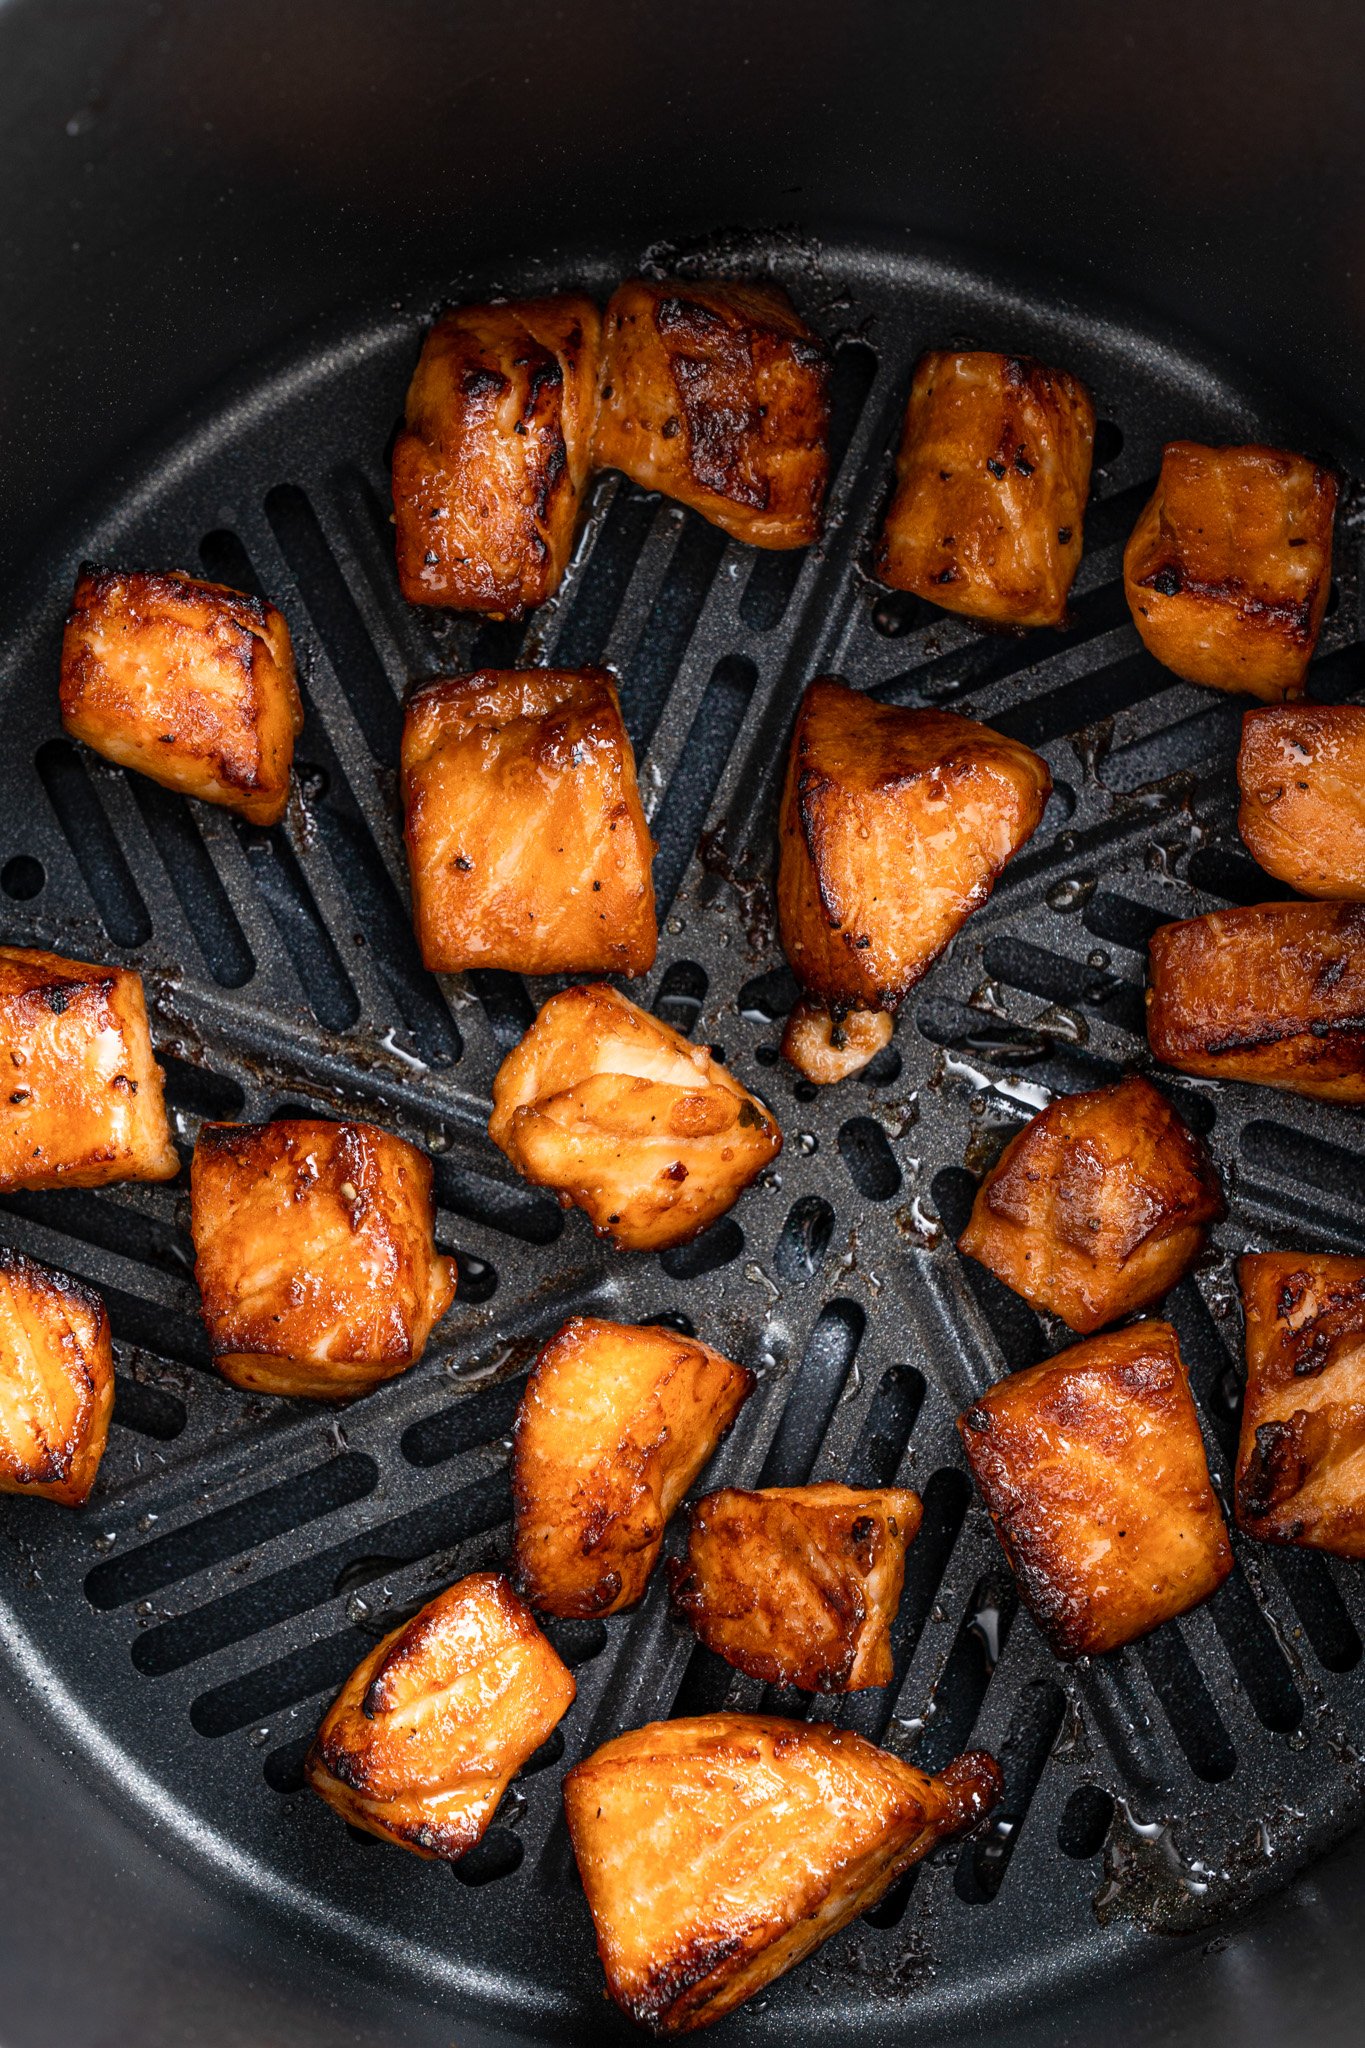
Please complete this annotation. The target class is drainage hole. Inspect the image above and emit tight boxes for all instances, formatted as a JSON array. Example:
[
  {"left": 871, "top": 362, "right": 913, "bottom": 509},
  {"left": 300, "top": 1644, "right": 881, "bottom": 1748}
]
[
  {"left": 451, "top": 1828, "right": 524, "bottom": 1886},
  {"left": 1058, "top": 1782, "right": 1116, "bottom": 1860},
  {"left": 1, "top": 855, "right": 44, "bottom": 899}
]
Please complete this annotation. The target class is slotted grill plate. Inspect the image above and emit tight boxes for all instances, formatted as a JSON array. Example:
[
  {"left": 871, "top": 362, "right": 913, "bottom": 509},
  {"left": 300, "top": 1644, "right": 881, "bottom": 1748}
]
[{"left": 2, "top": 233, "right": 1364, "bottom": 2045}]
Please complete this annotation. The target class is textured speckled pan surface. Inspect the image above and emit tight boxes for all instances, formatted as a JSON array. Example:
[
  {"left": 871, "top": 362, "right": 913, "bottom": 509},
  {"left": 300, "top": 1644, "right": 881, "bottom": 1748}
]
[{"left": 1, "top": 230, "right": 1364, "bottom": 2044}]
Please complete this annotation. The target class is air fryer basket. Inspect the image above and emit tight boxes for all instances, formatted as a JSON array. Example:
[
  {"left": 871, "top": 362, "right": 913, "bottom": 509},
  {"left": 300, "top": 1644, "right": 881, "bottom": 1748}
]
[{"left": 4, "top": 8, "right": 1365, "bottom": 2048}]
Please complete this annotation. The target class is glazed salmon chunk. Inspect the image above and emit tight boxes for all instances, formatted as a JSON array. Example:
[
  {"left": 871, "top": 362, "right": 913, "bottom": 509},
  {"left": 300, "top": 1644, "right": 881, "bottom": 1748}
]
[
  {"left": 563, "top": 1714, "right": 1001, "bottom": 2035},
  {"left": 777, "top": 678, "right": 1050, "bottom": 1081},
  {"left": 489, "top": 983, "right": 781, "bottom": 1250},
  {"left": 393, "top": 295, "right": 601, "bottom": 614},
  {"left": 0, "top": 947, "right": 178, "bottom": 1191},
  {"left": 401, "top": 668, "right": 656, "bottom": 976},
  {"left": 0, "top": 1249, "right": 113, "bottom": 1506},
  {"left": 191, "top": 1118, "right": 456, "bottom": 1399},
  {"left": 306, "top": 1572, "right": 575, "bottom": 1857},
  {"left": 512, "top": 1316, "right": 752, "bottom": 1617},
  {"left": 958, "top": 1321, "right": 1232, "bottom": 1658},
  {"left": 874, "top": 350, "right": 1095, "bottom": 628},
  {"left": 594, "top": 280, "right": 831, "bottom": 548},
  {"left": 1236, "top": 1253, "right": 1365, "bottom": 1557},
  {"left": 1124, "top": 442, "right": 1336, "bottom": 701},
  {"left": 958, "top": 1075, "right": 1223, "bottom": 1334},
  {"left": 1147, "top": 901, "right": 1365, "bottom": 1101},
  {"left": 60, "top": 566, "right": 303, "bottom": 826},
  {"left": 668, "top": 1482, "right": 923, "bottom": 1692},
  {"left": 1237, "top": 703, "right": 1365, "bottom": 898}
]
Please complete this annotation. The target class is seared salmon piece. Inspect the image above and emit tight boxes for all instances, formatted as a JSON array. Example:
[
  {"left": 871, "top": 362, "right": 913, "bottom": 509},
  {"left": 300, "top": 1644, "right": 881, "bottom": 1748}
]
[
  {"left": 1124, "top": 441, "right": 1336, "bottom": 701},
  {"left": 874, "top": 350, "right": 1094, "bottom": 628},
  {"left": 60, "top": 565, "right": 303, "bottom": 826},
  {"left": 0, "top": 947, "right": 178, "bottom": 1191},
  {"left": 401, "top": 668, "right": 656, "bottom": 975},
  {"left": 594, "top": 280, "right": 831, "bottom": 548},
  {"left": 563, "top": 1714, "right": 1001, "bottom": 2035},
  {"left": 779, "top": 999, "right": 894, "bottom": 1086},
  {"left": 777, "top": 678, "right": 1049, "bottom": 1080},
  {"left": 306, "top": 1571, "right": 575, "bottom": 1857},
  {"left": 1236, "top": 1252, "right": 1365, "bottom": 1556},
  {"left": 958, "top": 1321, "right": 1232, "bottom": 1658},
  {"left": 191, "top": 1117, "right": 455, "bottom": 1399},
  {"left": 1147, "top": 900, "right": 1365, "bottom": 1102},
  {"left": 669, "top": 1482, "right": 923, "bottom": 1692},
  {"left": 1237, "top": 703, "right": 1365, "bottom": 899},
  {"left": 489, "top": 983, "right": 781, "bottom": 1250},
  {"left": 393, "top": 295, "right": 600, "bottom": 615},
  {"left": 512, "top": 1316, "right": 752, "bottom": 1617},
  {"left": 0, "top": 1249, "right": 113, "bottom": 1506},
  {"left": 958, "top": 1075, "right": 1223, "bottom": 1334}
]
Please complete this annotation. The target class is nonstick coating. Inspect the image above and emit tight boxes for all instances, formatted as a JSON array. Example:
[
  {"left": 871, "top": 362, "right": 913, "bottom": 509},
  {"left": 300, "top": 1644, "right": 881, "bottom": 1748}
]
[{"left": 0, "top": 227, "right": 1364, "bottom": 2047}]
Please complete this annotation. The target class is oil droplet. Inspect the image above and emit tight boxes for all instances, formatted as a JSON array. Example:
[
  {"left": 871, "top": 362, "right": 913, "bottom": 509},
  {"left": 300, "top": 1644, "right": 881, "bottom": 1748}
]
[
  {"left": 797, "top": 1131, "right": 818, "bottom": 1156},
  {"left": 1046, "top": 875, "right": 1097, "bottom": 913},
  {"left": 248, "top": 1725, "right": 271, "bottom": 1749}
]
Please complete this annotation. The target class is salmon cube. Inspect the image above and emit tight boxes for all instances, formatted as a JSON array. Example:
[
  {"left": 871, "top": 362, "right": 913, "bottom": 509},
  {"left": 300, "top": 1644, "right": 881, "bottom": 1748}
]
[
  {"left": 594, "top": 280, "right": 831, "bottom": 548},
  {"left": 512, "top": 1315, "right": 753, "bottom": 1618},
  {"left": 1124, "top": 442, "right": 1336, "bottom": 701},
  {"left": 1147, "top": 901, "right": 1365, "bottom": 1102},
  {"left": 190, "top": 1117, "right": 456, "bottom": 1399},
  {"left": 874, "top": 350, "right": 1095, "bottom": 628},
  {"left": 306, "top": 1571, "right": 575, "bottom": 1857},
  {"left": 958, "top": 1321, "right": 1232, "bottom": 1657},
  {"left": 1236, "top": 1252, "right": 1365, "bottom": 1556},
  {"left": 60, "top": 566, "right": 303, "bottom": 826},
  {"left": 0, "top": 947, "right": 178, "bottom": 1191},
  {"left": 401, "top": 668, "right": 656, "bottom": 975},
  {"left": 668, "top": 1482, "right": 923, "bottom": 1691},
  {"left": 392, "top": 295, "right": 601, "bottom": 615},
  {"left": 563, "top": 1714, "right": 1000, "bottom": 2035},
  {"left": 1237, "top": 703, "right": 1365, "bottom": 899},
  {"left": 777, "top": 678, "right": 1050, "bottom": 1071},
  {"left": 0, "top": 1249, "right": 113, "bottom": 1506},
  {"left": 779, "top": 998, "right": 895, "bottom": 1086},
  {"left": 489, "top": 983, "right": 781, "bottom": 1251},
  {"left": 957, "top": 1075, "right": 1223, "bottom": 1333}
]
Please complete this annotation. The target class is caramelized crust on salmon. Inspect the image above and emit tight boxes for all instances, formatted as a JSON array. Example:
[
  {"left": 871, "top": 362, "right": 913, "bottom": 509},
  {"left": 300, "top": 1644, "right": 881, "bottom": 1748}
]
[
  {"left": 306, "top": 1572, "right": 575, "bottom": 1856},
  {"left": 874, "top": 350, "right": 1095, "bottom": 628},
  {"left": 958, "top": 1075, "right": 1223, "bottom": 1333},
  {"left": 563, "top": 1714, "right": 1001, "bottom": 2035},
  {"left": 1147, "top": 901, "right": 1365, "bottom": 1101},
  {"left": 1124, "top": 442, "right": 1336, "bottom": 701},
  {"left": 958, "top": 1321, "right": 1232, "bottom": 1658},
  {"left": 512, "top": 1316, "right": 753, "bottom": 1617},
  {"left": 191, "top": 1117, "right": 456, "bottom": 1398},
  {"left": 594, "top": 280, "right": 831, "bottom": 548},
  {"left": 0, "top": 1249, "right": 113, "bottom": 1506},
  {"left": 0, "top": 947, "right": 178, "bottom": 1191},
  {"left": 668, "top": 1482, "right": 923, "bottom": 1691},
  {"left": 779, "top": 998, "right": 895, "bottom": 1086},
  {"left": 1236, "top": 1252, "right": 1365, "bottom": 1556},
  {"left": 393, "top": 295, "right": 601, "bottom": 614},
  {"left": 489, "top": 983, "right": 781, "bottom": 1250},
  {"left": 401, "top": 668, "right": 656, "bottom": 975},
  {"left": 60, "top": 565, "right": 303, "bottom": 826},
  {"left": 777, "top": 678, "right": 1050, "bottom": 1027},
  {"left": 1237, "top": 703, "right": 1365, "bottom": 899}
]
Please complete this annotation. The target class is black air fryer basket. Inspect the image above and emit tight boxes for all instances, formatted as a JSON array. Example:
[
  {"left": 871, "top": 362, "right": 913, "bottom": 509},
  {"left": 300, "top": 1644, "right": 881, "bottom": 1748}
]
[{"left": 3, "top": 5, "right": 1365, "bottom": 2045}]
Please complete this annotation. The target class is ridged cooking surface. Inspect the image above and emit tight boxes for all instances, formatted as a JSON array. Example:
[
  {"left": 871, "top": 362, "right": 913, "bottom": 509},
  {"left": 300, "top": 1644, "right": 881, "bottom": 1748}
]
[{"left": 1, "top": 238, "right": 1363, "bottom": 2044}]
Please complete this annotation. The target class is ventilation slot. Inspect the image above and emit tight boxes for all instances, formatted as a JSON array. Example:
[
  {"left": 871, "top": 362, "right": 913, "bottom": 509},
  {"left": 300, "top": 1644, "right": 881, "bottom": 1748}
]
[
  {"left": 1207, "top": 1571, "right": 1302, "bottom": 1733},
  {"left": 199, "top": 529, "right": 265, "bottom": 596},
  {"left": 849, "top": 1365, "right": 924, "bottom": 1486},
  {"left": 160, "top": 1054, "right": 246, "bottom": 1121},
  {"left": 553, "top": 482, "right": 660, "bottom": 670},
  {"left": 933, "top": 1167, "right": 1048, "bottom": 1374},
  {"left": 101, "top": 1282, "right": 209, "bottom": 1371},
  {"left": 837, "top": 1117, "right": 901, "bottom": 1201},
  {"left": 652, "top": 959, "right": 708, "bottom": 1037},
  {"left": 433, "top": 1160, "right": 563, "bottom": 1246},
  {"left": 86, "top": 1452, "right": 378, "bottom": 1608},
  {"left": 736, "top": 964, "right": 799, "bottom": 1022},
  {"left": 1240, "top": 1121, "right": 1365, "bottom": 1208},
  {"left": 113, "top": 1376, "right": 187, "bottom": 1440},
  {"left": 0, "top": 1188, "right": 192, "bottom": 1279},
  {"left": 468, "top": 970, "right": 536, "bottom": 1051},
  {"left": 264, "top": 484, "right": 402, "bottom": 765},
  {"left": 955, "top": 1678, "right": 1068, "bottom": 1903},
  {"left": 873, "top": 582, "right": 1131, "bottom": 713},
  {"left": 992, "top": 650, "right": 1170, "bottom": 751},
  {"left": 1058, "top": 1782, "right": 1116, "bottom": 1859},
  {"left": 1137, "top": 1625, "right": 1237, "bottom": 1781},
  {"left": 651, "top": 656, "right": 758, "bottom": 915},
  {"left": 126, "top": 777, "right": 254, "bottom": 986},
  {"left": 619, "top": 512, "right": 728, "bottom": 753},
  {"left": 234, "top": 823, "right": 359, "bottom": 1030},
  {"left": 773, "top": 1195, "right": 835, "bottom": 1283},
  {"left": 759, "top": 1300, "right": 865, "bottom": 1486},
  {"left": 402, "top": 1375, "right": 526, "bottom": 1468},
  {"left": 452, "top": 1829, "right": 524, "bottom": 1887},
  {"left": 191, "top": 1630, "right": 367, "bottom": 1737},
  {"left": 981, "top": 935, "right": 1145, "bottom": 1039},
  {"left": 1103, "top": 700, "right": 1241, "bottom": 792},
  {"left": 35, "top": 738, "right": 152, "bottom": 947},
  {"left": 916, "top": 1574, "right": 1018, "bottom": 1775},
  {"left": 1266, "top": 1547, "right": 1362, "bottom": 1673},
  {"left": 659, "top": 1217, "right": 744, "bottom": 1280},
  {"left": 1082, "top": 890, "right": 1169, "bottom": 956},
  {"left": 841, "top": 1466, "right": 974, "bottom": 1745}
]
